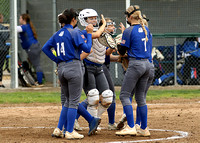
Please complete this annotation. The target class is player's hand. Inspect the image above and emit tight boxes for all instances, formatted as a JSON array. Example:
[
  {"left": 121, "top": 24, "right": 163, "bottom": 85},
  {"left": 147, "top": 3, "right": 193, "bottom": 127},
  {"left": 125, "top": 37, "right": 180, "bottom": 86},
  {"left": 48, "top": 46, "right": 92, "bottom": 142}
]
[
  {"left": 86, "top": 24, "right": 94, "bottom": 34},
  {"left": 101, "top": 14, "right": 106, "bottom": 25},
  {"left": 119, "top": 22, "right": 125, "bottom": 33}
]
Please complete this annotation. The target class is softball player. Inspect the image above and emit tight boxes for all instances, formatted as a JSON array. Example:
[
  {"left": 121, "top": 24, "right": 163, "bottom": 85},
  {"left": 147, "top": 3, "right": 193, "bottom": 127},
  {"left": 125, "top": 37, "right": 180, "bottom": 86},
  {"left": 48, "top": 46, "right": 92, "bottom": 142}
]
[
  {"left": 17, "top": 14, "right": 44, "bottom": 85},
  {"left": 115, "top": 5, "right": 152, "bottom": 137},
  {"left": 78, "top": 9, "right": 114, "bottom": 124},
  {"left": 116, "top": 14, "right": 155, "bottom": 133},
  {"left": 100, "top": 18, "right": 121, "bottom": 130},
  {"left": 135, "top": 14, "right": 154, "bottom": 131},
  {"left": 42, "top": 8, "right": 99, "bottom": 139}
]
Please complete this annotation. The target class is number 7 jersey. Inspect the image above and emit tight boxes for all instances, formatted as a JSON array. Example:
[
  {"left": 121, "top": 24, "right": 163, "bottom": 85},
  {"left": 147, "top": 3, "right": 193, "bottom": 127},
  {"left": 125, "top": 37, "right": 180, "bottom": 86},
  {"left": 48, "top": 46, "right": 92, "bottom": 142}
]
[{"left": 121, "top": 24, "right": 152, "bottom": 59}]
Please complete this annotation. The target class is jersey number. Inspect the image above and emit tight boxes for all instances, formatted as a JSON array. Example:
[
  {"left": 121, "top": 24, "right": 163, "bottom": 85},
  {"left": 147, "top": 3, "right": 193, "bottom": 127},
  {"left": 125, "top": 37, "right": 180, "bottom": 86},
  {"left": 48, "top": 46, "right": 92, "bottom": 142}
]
[
  {"left": 142, "top": 38, "right": 147, "bottom": 52},
  {"left": 56, "top": 42, "right": 65, "bottom": 56}
]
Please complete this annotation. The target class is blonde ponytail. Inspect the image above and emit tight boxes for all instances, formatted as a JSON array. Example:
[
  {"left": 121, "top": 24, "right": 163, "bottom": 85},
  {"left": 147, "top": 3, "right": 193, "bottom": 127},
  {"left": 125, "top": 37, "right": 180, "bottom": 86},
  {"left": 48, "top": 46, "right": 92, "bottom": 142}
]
[{"left": 126, "top": 5, "right": 148, "bottom": 41}]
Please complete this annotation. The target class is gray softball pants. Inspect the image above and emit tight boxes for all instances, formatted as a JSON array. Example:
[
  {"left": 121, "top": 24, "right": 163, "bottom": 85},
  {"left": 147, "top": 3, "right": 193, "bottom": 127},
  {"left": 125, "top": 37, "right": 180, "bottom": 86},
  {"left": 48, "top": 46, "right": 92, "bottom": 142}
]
[
  {"left": 102, "top": 64, "right": 116, "bottom": 103},
  {"left": 26, "top": 42, "right": 43, "bottom": 72},
  {"left": 120, "top": 59, "right": 150, "bottom": 107},
  {"left": 58, "top": 60, "right": 83, "bottom": 109}
]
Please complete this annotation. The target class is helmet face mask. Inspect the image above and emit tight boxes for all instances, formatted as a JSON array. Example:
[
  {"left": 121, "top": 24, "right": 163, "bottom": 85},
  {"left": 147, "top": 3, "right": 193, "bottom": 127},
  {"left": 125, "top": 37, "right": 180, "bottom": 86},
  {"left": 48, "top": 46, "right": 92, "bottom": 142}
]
[
  {"left": 78, "top": 8, "right": 99, "bottom": 31},
  {"left": 105, "top": 21, "right": 116, "bottom": 35}
]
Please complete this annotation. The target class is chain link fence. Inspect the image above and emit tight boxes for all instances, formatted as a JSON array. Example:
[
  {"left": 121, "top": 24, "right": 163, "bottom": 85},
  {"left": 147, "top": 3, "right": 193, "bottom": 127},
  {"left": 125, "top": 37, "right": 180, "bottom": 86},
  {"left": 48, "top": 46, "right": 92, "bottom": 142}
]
[
  {"left": 152, "top": 34, "right": 200, "bottom": 86},
  {"left": 0, "top": 0, "right": 10, "bottom": 88}
]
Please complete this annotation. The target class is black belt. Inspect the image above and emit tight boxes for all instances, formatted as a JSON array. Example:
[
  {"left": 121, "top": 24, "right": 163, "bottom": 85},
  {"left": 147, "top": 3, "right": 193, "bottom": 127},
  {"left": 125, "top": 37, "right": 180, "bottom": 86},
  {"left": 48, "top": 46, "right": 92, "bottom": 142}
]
[{"left": 130, "top": 57, "right": 148, "bottom": 61}]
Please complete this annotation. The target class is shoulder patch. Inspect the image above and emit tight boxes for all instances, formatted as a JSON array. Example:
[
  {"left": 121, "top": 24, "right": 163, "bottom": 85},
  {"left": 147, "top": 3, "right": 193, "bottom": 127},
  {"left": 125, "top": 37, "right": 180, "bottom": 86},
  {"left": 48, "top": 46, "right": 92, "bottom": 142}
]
[
  {"left": 138, "top": 27, "right": 143, "bottom": 33},
  {"left": 59, "top": 31, "right": 64, "bottom": 37}
]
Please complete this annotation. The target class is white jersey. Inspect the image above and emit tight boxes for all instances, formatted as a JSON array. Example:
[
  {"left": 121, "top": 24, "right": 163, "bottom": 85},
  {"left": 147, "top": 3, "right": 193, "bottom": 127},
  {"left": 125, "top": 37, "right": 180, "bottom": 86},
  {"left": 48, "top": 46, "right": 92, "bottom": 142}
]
[{"left": 86, "top": 39, "right": 106, "bottom": 64}]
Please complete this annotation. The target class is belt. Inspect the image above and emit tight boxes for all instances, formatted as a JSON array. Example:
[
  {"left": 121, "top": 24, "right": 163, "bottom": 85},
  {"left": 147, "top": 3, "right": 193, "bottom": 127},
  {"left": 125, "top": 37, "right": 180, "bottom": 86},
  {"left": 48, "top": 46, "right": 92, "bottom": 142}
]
[
  {"left": 85, "top": 62, "right": 102, "bottom": 67},
  {"left": 130, "top": 57, "right": 148, "bottom": 61}
]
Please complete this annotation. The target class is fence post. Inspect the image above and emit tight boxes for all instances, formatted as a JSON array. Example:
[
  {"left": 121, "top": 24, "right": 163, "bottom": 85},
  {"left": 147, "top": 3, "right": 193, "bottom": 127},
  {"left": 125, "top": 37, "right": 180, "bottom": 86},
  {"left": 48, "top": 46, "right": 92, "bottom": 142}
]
[
  {"left": 174, "top": 37, "right": 177, "bottom": 85},
  {"left": 10, "top": 0, "right": 18, "bottom": 88}
]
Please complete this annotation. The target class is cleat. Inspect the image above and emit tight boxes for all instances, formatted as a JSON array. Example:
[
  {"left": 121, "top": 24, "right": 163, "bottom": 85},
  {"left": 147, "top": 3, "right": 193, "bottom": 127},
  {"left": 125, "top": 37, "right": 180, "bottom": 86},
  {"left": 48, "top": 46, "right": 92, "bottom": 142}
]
[
  {"left": 74, "top": 119, "right": 83, "bottom": 131},
  {"left": 88, "top": 117, "right": 101, "bottom": 136},
  {"left": 108, "top": 123, "right": 118, "bottom": 130},
  {"left": 116, "top": 114, "right": 127, "bottom": 130},
  {"left": 135, "top": 124, "right": 141, "bottom": 131},
  {"left": 137, "top": 127, "right": 150, "bottom": 137},
  {"left": 115, "top": 125, "right": 137, "bottom": 136},
  {"left": 65, "top": 130, "right": 84, "bottom": 139},
  {"left": 52, "top": 127, "right": 64, "bottom": 138}
]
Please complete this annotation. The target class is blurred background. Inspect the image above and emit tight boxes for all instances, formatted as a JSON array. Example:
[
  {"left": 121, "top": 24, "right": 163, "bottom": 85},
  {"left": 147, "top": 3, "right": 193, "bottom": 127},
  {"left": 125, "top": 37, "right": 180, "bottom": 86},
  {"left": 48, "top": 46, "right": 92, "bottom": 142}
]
[{"left": 1, "top": 0, "right": 200, "bottom": 88}]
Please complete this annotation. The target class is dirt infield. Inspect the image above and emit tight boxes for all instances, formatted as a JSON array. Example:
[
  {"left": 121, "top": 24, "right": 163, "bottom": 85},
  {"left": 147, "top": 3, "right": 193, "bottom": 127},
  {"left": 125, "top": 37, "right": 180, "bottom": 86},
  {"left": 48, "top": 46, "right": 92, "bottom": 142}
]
[{"left": 0, "top": 97, "right": 200, "bottom": 143}]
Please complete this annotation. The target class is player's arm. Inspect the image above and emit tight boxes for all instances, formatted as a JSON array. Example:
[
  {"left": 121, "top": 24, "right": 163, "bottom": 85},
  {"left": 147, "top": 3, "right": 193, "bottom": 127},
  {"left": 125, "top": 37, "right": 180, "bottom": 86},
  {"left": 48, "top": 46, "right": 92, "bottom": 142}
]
[
  {"left": 78, "top": 24, "right": 93, "bottom": 53},
  {"left": 106, "top": 47, "right": 114, "bottom": 56},
  {"left": 80, "top": 49, "right": 93, "bottom": 60},
  {"left": 42, "top": 36, "right": 60, "bottom": 63},
  {"left": 91, "top": 14, "right": 106, "bottom": 39}
]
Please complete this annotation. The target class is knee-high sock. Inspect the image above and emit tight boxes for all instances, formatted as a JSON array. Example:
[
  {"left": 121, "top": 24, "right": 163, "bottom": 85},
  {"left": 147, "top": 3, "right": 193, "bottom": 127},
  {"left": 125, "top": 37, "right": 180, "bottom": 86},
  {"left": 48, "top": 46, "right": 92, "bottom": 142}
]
[
  {"left": 138, "top": 105, "right": 147, "bottom": 129},
  {"left": 36, "top": 72, "right": 43, "bottom": 84},
  {"left": 76, "top": 102, "right": 87, "bottom": 120},
  {"left": 123, "top": 97, "right": 133, "bottom": 114},
  {"left": 57, "top": 106, "right": 68, "bottom": 130},
  {"left": 67, "top": 108, "right": 77, "bottom": 133},
  {"left": 135, "top": 106, "right": 141, "bottom": 125},
  {"left": 78, "top": 103, "right": 93, "bottom": 123},
  {"left": 107, "top": 103, "right": 115, "bottom": 124},
  {"left": 124, "top": 105, "right": 134, "bottom": 128}
]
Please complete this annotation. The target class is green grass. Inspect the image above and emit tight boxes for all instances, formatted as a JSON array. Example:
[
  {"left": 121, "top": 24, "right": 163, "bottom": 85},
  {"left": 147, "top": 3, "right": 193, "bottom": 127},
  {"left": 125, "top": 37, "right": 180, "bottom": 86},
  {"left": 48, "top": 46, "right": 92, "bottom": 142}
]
[{"left": 0, "top": 89, "right": 200, "bottom": 104}]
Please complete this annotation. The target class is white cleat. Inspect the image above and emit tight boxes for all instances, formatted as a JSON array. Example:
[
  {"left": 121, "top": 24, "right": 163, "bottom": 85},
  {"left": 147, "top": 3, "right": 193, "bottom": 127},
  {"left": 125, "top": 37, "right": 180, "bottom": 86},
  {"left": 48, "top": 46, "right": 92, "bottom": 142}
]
[
  {"left": 137, "top": 127, "right": 151, "bottom": 137},
  {"left": 65, "top": 130, "right": 84, "bottom": 139},
  {"left": 115, "top": 125, "right": 137, "bottom": 136},
  {"left": 135, "top": 124, "right": 141, "bottom": 131},
  {"left": 74, "top": 119, "right": 83, "bottom": 131},
  {"left": 52, "top": 127, "right": 64, "bottom": 138},
  {"left": 108, "top": 123, "right": 118, "bottom": 130}
]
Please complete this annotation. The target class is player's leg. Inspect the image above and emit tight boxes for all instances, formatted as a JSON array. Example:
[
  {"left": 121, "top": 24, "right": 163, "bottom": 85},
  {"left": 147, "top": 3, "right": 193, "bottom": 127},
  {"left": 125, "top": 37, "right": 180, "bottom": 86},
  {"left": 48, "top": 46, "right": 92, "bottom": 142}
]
[
  {"left": 135, "top": 61, "right": 151, "bottom": 137},
  {"left": 84, "top": 66, "right": 99, "bottom": 117},
  {"left": 96, "top": 69, "right": 113, "bottom": 119},
  {"left": 26, "top": 43, "right": 44, "bottom": 84},
  {"left": 116, "top": 60, "right": 147, "bottom": 136},
  {"left": 103, "top": 64, "right": 117, "bottom": 130}
]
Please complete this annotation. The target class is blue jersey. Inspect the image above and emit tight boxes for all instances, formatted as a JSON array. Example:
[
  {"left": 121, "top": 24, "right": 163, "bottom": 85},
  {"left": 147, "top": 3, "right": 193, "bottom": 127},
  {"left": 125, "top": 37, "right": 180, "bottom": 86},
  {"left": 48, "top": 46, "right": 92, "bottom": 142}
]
[
  {"left": 19, "top": 24, "right": 38, "bottom": 49},
  {"left": 121, "top": 24, "right": 151, "bottom": 59},
  {"left": 42, "top": 24, "right": 92, "bottom": 63}
]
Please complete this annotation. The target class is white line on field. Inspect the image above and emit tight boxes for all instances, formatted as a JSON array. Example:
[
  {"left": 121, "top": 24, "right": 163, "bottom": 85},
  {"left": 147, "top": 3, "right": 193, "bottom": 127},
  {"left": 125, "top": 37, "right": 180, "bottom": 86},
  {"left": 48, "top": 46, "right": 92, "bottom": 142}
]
[
  {"left": 105, "top": 129, "right": 188, "bottom": 143},
  {"left": 0, "top": 126, "right": 188, "bottom": 143}
]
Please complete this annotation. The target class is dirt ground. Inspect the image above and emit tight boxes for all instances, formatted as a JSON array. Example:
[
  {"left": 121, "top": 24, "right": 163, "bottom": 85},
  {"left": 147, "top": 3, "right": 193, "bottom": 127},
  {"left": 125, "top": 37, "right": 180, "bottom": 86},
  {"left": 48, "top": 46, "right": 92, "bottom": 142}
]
[{"left": 0, "top": 86, "right": 200, "bottom": 143}]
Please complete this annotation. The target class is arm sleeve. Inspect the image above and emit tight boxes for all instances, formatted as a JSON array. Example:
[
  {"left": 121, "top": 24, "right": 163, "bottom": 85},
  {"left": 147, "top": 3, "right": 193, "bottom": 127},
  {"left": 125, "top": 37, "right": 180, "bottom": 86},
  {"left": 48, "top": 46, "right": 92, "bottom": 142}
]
[
  {"left": 42, "top": 36, "right": 60, "bottom": 63},
  {"left": 79, "top": 33, "right": 92, "bottom": 53},
  {"left": 121, "top": 29, "right": 131, "bottom": 48},
  {"left": 17, "top": 26, "right": 23, "bottom": 33}
]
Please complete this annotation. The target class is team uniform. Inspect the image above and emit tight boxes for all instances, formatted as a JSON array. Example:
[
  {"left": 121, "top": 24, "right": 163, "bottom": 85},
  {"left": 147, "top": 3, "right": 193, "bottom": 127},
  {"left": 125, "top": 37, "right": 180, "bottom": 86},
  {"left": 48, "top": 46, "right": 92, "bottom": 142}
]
[
  {"left": 42, "top": 24, "right": 100, "bottom": 138},
  {"left": 17, "top": 24, "right": 43, "bottom": 84},
  {"left": 116, "top": 24, "right": 152, "bottom": 136},
  {"left": 81, "top": 31, "right": 113, "bottom": 118}
]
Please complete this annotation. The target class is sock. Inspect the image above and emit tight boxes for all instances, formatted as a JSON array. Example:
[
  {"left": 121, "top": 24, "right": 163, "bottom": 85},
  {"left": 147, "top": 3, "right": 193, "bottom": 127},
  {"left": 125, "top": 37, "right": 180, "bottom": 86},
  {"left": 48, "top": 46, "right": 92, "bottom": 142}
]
[
  {"left": 107, "top": 103, "right": 115, "bottom": 124},
  {"left": 57, "top": 106, "right": 68, "bottom": 130},
  {"left": 36, "top": 72, "right": 43, "bottom": 84},
  {"left": 76, "top": 102, "right": 87, "bottom": 120},
  {"left": 78, "top": 103, "right": 93, "bottom": 123},
  {"left": 135, "top": 106, "right": 141, "bottom": 125},
  {"left": 138, "top": 105, "right": 147, "bottom": 130},
  {"left": 124, "top": 105, "right": 134, "bottom": 128},
  {"left": 67, "top": 108, "right": 77, "bottom": 133}
]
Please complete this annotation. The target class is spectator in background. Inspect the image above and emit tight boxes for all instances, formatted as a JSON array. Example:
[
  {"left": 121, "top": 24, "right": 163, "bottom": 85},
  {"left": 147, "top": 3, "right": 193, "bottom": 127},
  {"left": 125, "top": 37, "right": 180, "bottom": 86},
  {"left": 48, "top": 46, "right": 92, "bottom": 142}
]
[
  {"left": 0, "top": 13, "right": 10, "bottom": 88},
  {"left": 17, "top": 14, "right": 44, "bottom": 85}
]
